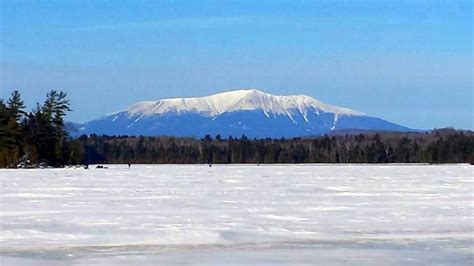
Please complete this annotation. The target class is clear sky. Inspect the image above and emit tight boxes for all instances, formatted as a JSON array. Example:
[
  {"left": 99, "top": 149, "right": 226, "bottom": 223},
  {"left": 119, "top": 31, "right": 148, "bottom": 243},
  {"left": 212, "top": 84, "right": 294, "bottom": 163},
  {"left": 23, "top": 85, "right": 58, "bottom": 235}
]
[{"left": 1, "top": 0, "right": 472, "bottom": 129}]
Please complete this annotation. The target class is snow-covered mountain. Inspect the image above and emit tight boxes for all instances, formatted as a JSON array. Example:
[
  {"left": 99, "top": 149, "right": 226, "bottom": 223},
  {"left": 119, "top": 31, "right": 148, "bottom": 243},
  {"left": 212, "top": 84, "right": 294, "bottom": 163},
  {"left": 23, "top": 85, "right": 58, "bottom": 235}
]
[{"left": 78, "top": 89, "right": 411, "bottom": 138}]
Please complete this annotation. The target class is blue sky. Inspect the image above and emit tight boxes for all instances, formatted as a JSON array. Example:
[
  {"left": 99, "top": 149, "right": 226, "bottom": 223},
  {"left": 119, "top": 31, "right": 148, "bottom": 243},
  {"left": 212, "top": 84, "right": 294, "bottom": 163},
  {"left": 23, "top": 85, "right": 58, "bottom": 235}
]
[{"left": 1, "top": 0, "right": 472, "bottom": 129}]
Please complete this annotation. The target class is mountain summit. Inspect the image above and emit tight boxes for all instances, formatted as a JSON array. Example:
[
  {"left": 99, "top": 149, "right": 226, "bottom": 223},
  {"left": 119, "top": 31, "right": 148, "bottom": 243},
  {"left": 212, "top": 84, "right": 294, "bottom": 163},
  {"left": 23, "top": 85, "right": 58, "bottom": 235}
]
[
  {"left": 124, "top": 89, "right": 363, "bottom": 118},
  {"left": 78, "top": 89, "right": 410, "bottom": 137}
]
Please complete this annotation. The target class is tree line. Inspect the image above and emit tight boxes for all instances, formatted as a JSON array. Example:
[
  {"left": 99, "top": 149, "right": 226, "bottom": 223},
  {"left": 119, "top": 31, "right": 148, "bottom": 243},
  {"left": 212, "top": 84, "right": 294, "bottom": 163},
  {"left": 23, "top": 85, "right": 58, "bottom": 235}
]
[
  {"left": 1, "top": 91, "right": 473, "bottom": 167},
  {"left": 78, "top": 130, "right": 473, "bottom": 165}
]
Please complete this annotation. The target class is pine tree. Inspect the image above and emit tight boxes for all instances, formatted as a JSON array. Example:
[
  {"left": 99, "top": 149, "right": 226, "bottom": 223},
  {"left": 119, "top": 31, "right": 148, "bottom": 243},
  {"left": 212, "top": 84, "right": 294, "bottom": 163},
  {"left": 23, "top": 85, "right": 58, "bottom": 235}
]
[
  {"left": 7, "top": 91, "right": 26, "bottom": 121},
  {"left": 0, "top": 91, "right": 27, "bottom": 167},
  {"left": 43, "top": 90, "right": 72, "bottom": 166}
]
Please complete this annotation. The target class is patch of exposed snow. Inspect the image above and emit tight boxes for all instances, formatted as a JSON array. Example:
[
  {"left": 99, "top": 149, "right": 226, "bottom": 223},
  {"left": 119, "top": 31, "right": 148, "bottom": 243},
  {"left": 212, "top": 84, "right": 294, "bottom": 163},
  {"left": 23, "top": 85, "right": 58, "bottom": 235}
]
[{"left": 331, "top": 113, "right": 340, "bottom": 130}]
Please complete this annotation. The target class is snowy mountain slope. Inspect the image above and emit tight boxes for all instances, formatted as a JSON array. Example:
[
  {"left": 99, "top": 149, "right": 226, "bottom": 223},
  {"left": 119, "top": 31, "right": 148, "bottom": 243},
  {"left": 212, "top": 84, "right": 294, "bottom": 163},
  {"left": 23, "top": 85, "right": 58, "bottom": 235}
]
[
  {"left": 78, "top": 89, "right": 411, "bottom": 138},
  {"left": 122, "top": 89, "right": 363, "bottom": 118}
]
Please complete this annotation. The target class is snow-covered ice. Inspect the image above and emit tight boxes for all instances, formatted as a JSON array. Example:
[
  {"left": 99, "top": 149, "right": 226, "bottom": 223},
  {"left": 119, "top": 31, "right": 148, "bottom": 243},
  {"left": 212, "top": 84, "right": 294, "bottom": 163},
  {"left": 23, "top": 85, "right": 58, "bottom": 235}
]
[{"left": 0, "top": 164, "right": 472, "bottom": 265}]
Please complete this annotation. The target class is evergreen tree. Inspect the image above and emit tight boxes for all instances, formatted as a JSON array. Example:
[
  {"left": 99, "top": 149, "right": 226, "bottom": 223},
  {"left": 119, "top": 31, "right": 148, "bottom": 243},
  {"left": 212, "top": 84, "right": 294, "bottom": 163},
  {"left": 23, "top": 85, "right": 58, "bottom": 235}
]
[
  {"left": 0, "top": 91, "right": 26, "bottom": 167},
  {"left": 0, "top": 90, "right": 76, "bottom": 167}
]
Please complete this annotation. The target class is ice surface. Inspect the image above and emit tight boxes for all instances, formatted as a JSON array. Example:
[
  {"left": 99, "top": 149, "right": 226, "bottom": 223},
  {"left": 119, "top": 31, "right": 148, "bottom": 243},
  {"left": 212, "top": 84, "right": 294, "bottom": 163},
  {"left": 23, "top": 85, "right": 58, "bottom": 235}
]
[{"left": 0, "top": 164, "right": 472, "bottom": 265}]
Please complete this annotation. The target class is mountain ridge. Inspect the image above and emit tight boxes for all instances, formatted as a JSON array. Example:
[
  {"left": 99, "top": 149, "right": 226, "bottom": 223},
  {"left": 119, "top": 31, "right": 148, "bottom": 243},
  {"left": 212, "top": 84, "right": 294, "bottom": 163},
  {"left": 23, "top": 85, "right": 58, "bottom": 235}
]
[{"left": 116, "top": 89, "right": 364, "bottom": 118}]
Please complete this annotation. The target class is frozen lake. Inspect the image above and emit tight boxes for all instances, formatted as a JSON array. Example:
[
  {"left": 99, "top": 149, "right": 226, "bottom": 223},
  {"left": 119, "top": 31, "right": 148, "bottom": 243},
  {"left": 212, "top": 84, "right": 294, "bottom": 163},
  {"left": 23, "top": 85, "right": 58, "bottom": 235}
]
[{"left": 1, "top": 164, "right": 473, "bottom": 265}]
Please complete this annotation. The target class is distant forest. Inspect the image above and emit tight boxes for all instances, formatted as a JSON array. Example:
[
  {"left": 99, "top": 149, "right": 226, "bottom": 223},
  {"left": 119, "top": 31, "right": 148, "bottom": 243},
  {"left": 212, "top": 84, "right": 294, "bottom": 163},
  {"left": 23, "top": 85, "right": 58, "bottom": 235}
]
[
  {"left": 79, "top": 130, "right": 473, "bottom": 165},
  {"left": 1, "top": 91, "right": 473, "bottom": 167}
]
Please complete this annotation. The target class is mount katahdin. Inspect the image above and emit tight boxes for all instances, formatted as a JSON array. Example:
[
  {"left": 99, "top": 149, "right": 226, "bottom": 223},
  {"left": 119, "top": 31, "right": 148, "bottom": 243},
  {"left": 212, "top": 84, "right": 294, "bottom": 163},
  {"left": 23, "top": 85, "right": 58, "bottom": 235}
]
[{"left": 77, "top": 89, "right": 411, "bottom": 138}]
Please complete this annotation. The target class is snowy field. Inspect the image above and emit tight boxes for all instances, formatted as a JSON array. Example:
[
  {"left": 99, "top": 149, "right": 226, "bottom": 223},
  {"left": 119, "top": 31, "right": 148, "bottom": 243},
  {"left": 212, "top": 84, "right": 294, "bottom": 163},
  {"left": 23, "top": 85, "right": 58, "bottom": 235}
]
[{"left": 0, "top": 164, "right": 473, "bottom": 265}]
